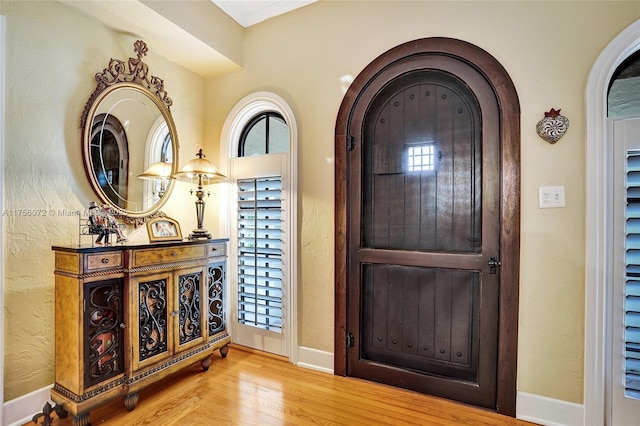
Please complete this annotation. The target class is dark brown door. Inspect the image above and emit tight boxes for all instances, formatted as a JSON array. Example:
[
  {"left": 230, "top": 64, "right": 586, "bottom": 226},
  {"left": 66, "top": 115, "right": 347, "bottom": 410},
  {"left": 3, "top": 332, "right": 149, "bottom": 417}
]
[{"left": 345, "top": 53, "right": 502, "bottom": 408}]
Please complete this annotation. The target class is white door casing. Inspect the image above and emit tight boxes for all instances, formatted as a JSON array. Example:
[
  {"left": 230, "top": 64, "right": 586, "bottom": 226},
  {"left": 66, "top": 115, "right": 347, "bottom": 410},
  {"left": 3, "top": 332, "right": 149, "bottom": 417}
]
[{"left": 585, "top": 19, "right": 640, "bottom": 426}]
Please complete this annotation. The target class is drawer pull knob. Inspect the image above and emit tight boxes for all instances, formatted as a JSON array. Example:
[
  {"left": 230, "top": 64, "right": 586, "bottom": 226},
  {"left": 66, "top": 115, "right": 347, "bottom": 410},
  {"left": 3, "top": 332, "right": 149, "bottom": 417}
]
[
  {"left": 172, "top": 252, "right": 178, "bottom": 257},
  {"left": 101, "top": 258, "right": 109, "bottom": 264},
  {"left": 119, "top": 323, "right": 126, "bottom": 329}
]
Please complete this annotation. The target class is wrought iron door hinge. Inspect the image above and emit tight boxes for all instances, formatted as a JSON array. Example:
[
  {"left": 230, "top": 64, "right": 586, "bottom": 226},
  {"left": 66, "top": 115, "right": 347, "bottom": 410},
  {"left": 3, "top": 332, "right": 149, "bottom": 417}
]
[
  {"left": 346, "top": 332, "right": 354, "bottom": 348},
  {"left": 347, "top": 135, "right": 356, "bottom": 151}
]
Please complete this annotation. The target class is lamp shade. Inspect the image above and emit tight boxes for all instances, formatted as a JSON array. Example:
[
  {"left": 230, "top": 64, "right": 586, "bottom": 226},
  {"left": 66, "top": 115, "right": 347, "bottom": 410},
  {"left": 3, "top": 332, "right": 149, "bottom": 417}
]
[
  {"left": 173, "top": 149, "right": 226, "bottom": 184},
  {"left": 138, "top": 161, "right": 173, "bottom": 180}
]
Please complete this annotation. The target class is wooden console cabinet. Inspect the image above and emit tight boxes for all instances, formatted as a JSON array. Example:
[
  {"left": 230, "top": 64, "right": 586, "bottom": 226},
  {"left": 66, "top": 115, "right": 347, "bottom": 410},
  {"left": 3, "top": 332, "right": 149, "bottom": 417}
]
[{"left": 51, "top": 239, "right": 229, "bottom": 426}]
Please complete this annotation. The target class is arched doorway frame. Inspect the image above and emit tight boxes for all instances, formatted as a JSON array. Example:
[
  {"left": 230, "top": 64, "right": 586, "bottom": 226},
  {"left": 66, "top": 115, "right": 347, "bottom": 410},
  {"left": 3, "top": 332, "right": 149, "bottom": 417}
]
[
  {"left": 334, "top": 37, "right": 521, "bottom": 416},
  {"left": 585, "top": 19, "right": 640, "bottom": 425},
  {"left": 219, "top": 91, "right": 299, "bottom": 364}
]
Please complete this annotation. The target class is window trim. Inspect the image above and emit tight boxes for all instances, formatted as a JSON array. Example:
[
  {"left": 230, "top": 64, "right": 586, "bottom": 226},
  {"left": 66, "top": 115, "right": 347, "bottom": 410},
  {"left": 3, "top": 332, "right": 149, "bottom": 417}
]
[{"left": 220, "top": 92, "right": 299, "bottom": 364}]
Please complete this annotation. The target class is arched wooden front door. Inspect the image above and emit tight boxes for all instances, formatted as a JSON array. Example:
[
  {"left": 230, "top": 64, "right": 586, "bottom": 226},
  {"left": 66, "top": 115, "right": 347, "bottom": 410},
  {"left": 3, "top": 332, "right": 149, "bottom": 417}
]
[{"left": 334, "top": 38, "right": 521, "bottom": 415}]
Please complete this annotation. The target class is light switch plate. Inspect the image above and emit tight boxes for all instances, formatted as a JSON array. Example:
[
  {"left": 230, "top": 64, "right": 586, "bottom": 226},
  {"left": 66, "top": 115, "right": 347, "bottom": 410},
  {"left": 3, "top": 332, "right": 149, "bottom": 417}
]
[{"left": 539, "top": 185, "right": 566, "bottom": 208}]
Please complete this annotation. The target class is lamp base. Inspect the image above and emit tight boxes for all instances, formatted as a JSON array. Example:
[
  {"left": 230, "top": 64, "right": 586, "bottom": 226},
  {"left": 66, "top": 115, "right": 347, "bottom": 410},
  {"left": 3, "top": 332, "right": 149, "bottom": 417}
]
[{"left": 188, "top": 229, "right": 211, "bottom": 240}]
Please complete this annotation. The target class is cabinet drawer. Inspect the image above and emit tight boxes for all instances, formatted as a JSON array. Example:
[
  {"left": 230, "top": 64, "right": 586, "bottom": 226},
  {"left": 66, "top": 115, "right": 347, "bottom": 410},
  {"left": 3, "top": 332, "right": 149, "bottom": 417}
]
[
  {"left": 132, "top": 245, "right": 206, "bottom": 267},
  {"left": 208, "top": 242, "right": 226, "bottom": 257},
  {"left": 85, "top": 252, "right": 123, "bottom": 272}
]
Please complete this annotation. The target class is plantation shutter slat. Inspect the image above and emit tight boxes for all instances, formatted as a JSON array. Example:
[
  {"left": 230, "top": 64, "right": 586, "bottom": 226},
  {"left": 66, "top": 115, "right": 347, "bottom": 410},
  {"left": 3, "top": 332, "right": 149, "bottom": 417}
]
[
  {"left": 237, "top": 176, "right": 284, "bottom": 332},
  {"left": 625, "top": 149, "right": 640, "bottom": 398}
]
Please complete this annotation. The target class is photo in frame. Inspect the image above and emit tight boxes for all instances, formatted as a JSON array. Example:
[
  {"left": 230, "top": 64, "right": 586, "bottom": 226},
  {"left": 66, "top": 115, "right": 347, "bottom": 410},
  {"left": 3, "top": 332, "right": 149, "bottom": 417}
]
[{"left": 146, "top": 217, "right": 183, "bottom": 242}]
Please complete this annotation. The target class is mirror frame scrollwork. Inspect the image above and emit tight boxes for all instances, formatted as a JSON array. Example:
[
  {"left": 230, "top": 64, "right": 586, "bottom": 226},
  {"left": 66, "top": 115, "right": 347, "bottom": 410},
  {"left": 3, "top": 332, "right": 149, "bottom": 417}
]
[{"left": 81, "top": 40, "right": 179, "bottom": 227}]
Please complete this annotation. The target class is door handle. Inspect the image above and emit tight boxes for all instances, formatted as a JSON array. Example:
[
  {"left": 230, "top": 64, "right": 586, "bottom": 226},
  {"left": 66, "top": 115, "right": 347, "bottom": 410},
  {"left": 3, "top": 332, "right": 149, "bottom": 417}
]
[{"left": 488, "top": 257, "right": 501, "bottom": 274}]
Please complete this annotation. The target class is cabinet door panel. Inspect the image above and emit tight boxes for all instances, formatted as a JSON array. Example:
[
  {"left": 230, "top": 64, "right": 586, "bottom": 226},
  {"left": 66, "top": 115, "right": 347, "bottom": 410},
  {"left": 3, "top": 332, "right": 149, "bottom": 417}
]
[
  {"left": 208, "top": 261, "right": 225, "bottom": 335},
  {"left": 84, "top": 278, "right": 124, "bottom": 388},
  {"left": 133, "top": 272, "right": 171, "bottom": 369},
  {"left": 175, "top": 266, "right": 207, "bottom": 352}
]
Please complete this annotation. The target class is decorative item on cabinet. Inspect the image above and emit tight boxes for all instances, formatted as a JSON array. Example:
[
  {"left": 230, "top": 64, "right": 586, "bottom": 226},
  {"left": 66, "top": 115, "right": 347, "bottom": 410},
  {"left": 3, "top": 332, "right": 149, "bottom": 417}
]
[
  {"left": 80, "top": 202, "right": 128, "bottom": 246},
  {"left": 536, "top": 108, "right": 570, "bottom": 144},
  {"left": 48, "top": 239, "right": 229, "bottom": 426},
  {"left": 146, "top": 216, "right": 183, "bottom": 242}
]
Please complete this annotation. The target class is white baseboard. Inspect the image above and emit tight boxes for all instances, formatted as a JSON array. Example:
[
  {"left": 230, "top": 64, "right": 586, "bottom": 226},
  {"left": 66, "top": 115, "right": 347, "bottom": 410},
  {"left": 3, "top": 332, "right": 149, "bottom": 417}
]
[
  {"left": 295, "top": 345, "right": 334, "bottom": 374},
  {"left": 4, "top": 384, "right": 52, "bottom": 426},
  {"left": 517, "top": 391, "right": 585, "bottom": 426}
]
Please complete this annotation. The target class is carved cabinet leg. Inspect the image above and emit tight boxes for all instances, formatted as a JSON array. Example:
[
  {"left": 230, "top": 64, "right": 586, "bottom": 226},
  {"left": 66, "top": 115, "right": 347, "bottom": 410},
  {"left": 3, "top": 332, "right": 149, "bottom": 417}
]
[
  {"left": 220, "top": 343, "right": 230, "bottom": 358},
  {"left": 124, "top": 392, "right": 139, "bottom": 411},
  {"left": 73, "top": 412, "right": 90, "bottom": 426},
  {"left": 201, "top": 354, "right": 212, "bottom": 371}
]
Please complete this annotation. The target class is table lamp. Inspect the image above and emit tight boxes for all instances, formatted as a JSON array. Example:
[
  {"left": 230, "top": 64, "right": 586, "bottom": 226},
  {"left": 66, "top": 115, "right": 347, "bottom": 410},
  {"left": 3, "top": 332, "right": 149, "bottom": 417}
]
[{"left": 173, "top": 149, "right": 226, "bottom": 239}]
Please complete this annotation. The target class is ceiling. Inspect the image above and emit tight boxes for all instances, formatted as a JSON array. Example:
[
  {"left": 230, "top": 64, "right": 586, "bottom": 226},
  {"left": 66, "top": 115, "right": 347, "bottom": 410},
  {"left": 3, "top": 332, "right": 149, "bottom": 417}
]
[
  {"left": 212, "top": 0, "right": 316, "bottom": 28},
  {"left": 59, "top": 0, "right": 317, "bottom": 77}
]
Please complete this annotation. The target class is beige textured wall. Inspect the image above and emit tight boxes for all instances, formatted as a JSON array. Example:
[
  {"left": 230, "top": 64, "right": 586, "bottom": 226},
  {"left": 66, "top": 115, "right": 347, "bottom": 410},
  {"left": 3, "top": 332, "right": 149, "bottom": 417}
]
[
  {"left": 205, "top": 1, "right": 640, "bottom": 404},
  {"left": 2, "top": 0, "right": 205, "bottom": 400},
  {"left": 3, "top": 0, "right": 640, "bottom": 409}
]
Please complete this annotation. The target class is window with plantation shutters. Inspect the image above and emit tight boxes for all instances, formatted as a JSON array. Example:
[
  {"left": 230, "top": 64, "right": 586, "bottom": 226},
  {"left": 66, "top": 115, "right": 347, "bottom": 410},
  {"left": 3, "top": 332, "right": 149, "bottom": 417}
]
[
  {"left": 225, "top": 93, "right": 295, "bottom": 358},
  {"left": 237, "top": 177, "right": 283, "bottom": 332},
  {"left": 626, "top": 149, "right": 640, "bottom": 399}
]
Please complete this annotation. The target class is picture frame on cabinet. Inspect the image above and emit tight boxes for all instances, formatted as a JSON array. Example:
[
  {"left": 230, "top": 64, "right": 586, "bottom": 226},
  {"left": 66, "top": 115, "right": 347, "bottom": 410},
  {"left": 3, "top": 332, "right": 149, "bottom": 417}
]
[{"left": 147, "top": 217, "right": 182, "bottom": 242}]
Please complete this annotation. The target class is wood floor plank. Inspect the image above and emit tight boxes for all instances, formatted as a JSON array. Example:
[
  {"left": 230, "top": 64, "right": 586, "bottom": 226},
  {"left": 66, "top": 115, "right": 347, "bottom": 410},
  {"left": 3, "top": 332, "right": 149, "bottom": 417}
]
[{"left": 38, "top": 346, "right": 537, "bottom": 425}]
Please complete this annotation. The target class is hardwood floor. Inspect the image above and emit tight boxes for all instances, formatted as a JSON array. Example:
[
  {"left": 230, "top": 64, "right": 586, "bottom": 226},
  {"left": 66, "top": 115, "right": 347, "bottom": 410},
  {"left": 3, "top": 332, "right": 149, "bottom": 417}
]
[{"left": 44, "top": 345, "right": 537, "bottom": 425}]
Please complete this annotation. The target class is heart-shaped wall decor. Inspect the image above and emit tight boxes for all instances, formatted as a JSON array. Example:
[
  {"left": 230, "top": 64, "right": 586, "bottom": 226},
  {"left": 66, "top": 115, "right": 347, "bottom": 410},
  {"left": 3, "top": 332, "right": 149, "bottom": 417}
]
[{"left": 536, "top": 108, "right": 569, "bottom": 144}]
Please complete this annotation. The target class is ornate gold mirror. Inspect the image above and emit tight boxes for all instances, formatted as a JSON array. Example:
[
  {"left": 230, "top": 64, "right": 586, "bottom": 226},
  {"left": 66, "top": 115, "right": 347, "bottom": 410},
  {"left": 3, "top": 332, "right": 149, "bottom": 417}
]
[{"left": 81, "top": 40, "right": 179, "bottom": 226}]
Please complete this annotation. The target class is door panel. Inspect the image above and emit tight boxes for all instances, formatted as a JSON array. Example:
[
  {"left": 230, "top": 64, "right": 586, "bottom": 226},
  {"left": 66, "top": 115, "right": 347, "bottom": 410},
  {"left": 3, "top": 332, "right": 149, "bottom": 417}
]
[
  {"left": 363, "top": 73, "right": 481, "bottom": 253},
  {"left": 347, "top": 63, "right": 500, "bottom": 408},
  {"left": 362, "top": 264, "right": 479, "bottom": 381}
]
